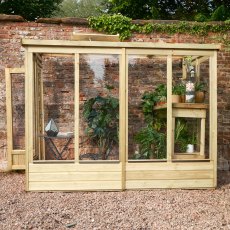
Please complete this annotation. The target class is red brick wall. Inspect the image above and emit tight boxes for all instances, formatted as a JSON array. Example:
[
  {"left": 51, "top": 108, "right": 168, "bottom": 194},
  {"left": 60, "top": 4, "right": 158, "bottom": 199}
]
[{"left": 0, "top": 16, "right": 229, "bottom": 167}]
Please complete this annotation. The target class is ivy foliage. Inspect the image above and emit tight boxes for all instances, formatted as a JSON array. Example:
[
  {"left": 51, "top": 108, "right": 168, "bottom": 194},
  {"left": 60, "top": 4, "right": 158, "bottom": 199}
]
[
  {"left": 88, "top": 14, "right": 230, "bottom": 41},
  {"left": 88, "top": 14, "right": 133, "bottom": 40}
]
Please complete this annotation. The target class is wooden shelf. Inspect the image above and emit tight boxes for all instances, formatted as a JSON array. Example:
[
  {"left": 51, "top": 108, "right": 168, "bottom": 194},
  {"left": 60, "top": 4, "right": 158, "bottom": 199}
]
[
  {"left": 173, "top": 153, "right": 205, "bottom": 160},
  {"left": 172, "top": 103, "right": 208, "bottom": 109},
  {"left": 153, "top": 103, "right": 209, "bottom": 111}
]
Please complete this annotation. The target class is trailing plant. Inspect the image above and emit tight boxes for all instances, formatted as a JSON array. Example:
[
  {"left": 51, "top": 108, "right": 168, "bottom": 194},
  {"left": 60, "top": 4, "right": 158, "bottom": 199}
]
[
  {"left": 88, "top": 14, "right": 230, "bottom": 41},
  {"left": 83, "top": 94, "right": 119, "bottom": 160},
  {"left": 88, "top": 14, "right": 132, "bottom": 40}
]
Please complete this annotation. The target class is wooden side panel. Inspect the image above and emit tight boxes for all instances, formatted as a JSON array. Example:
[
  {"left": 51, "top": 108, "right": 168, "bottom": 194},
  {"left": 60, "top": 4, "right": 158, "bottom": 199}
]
[
  {"left": 12, "top": 150, "right": 25, "bottom": 169},
  {"left": 126, "top": 162, "right": 215, "bottom": 189},
  {"left": 28, "top": 161, "right": 215, "bottom": 191},
  {"left": 29, "top": 163, "right": 122, "bottom": 172},
  {"left": 29, "top": 181, "right": 121, "bottom": 191},
  {"left": 126, "top": 179, "right": 214, "bottom": 189},
  {"left": 28, "top": 163, "right": 122, "bottom": 191}
]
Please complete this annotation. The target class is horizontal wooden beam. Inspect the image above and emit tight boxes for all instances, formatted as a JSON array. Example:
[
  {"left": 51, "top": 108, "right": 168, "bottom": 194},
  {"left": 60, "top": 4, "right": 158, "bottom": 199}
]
[
  {"left": 72, "top": 33, "right": 120, "bottom": 42},
  {"left": 22, "top": 39, "right": 221, "bottom": 50}
]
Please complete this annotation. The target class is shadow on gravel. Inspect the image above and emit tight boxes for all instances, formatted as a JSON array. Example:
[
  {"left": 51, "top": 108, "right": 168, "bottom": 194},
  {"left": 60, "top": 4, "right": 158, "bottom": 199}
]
[{"left": 217, "top": 170, "right": 230, "bottom": 188}]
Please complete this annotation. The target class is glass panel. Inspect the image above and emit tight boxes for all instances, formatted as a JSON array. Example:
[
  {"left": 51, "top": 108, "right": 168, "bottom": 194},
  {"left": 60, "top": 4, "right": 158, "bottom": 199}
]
[
  {"left": 128, "top": 55, "right": 167, "bottom": 160},
  {"left": 172, "top": 55, "right": 210, "bottom": 160},
  {"left": 33, "top": 54, "right": 75, "bottom": 161},
  {"left": 79, "top": 54, "right": 119, "bottom": 161},
  {"left": 11, "top": 73, "right": 25, "bottom": 149}
]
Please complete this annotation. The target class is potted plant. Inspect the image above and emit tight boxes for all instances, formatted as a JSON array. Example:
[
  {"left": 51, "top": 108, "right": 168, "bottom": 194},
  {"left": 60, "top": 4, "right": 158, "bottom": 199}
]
[
  {"left": 172, "top": 83, "right": 186, "bottom": 103},
  {"left": 186, "top": 132, "right": 197, "bottom": 153},
  {"left": 155, "top": 84, "right": 167, "bottom": 106},
  {"left": 195, "top": 82, "right": 206, "bottom": 103}
]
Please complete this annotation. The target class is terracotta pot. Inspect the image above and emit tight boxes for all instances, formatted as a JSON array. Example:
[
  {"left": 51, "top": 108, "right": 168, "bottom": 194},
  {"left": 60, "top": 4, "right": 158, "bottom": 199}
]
[
  {"left": 180, "top": 95, "right": 185, "bottom": 103},
  {"left": 156, "top": 101, "right": 166, "bottom": 106},
  {"left": 172, "top": 95, "right": 180, "bottom": 103},
  {"left": 195, "top": 91, "right": 205, "bottom": 103}
]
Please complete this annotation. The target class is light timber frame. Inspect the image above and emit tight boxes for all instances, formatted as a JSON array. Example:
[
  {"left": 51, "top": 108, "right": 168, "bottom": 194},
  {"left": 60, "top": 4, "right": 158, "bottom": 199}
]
[
  {"left": 22, "top": 39, "right": 220, "bottom": 191},
  {"left": 5, "top": 68, "right": 26, "bottom": 170}
]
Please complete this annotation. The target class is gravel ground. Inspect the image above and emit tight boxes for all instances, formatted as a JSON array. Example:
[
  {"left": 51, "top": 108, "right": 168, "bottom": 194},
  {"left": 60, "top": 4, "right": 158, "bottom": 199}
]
[{"left": 0, "top": 171, "right": 230, "bottom": 230}]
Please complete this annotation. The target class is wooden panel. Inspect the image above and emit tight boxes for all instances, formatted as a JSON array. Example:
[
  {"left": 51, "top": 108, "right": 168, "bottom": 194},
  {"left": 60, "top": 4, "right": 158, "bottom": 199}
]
[
  {"left": 120, "top": 48, "right": 126, "bottom": 190},
  {"left": 29, "top": 163, "right": 122, "bottom": 173},
  {"left": 172, "top": 153, "right": 205, "bottom": 160},
  {"left": 172, "top": 103, "right": 208, "bottom": 109},
  {"left": 5, "top": 68, "right": 13, "bottom": 171},
  {"left": 5, "top": 67, "right": 25, "bottom": 171},
  {"left": 8, "top": 68, "right": 25, "bottom": 74},
  {"left": 126, "top": 49, "right": 172, "bottom": 55},
  {"left": 12, "top": 150, "right": 25, "bottom": 155},
  {"left": 12, "top": 154, "right": 25, "bottom": 166},
  {"left": 74, "top": 53, "right": 79, "bottom": 162},
  {"left": 29, "top": 171, "right": 121, "bottom": 182},
  {"left": 172, "top": 108, "right": 206, "bottom": 118},
  {"left": 209, "top": 52, "right": 218, "bottom": 186},
  {"left": 167, "top": 55, "right": 172, "bottom": 162},
  {"left": 72, "top": 33, "right": 120, "bottom": 42},
  {"left": 22, "top": 39, "right": 221, "bottom": 50},
  {"left": 126, "top": 179, "right": 214, "bottom": 189},
  {"left": 12, "top": 165, "right": 26, "bottom": 170},
  {"left": 126, "top": 170, "right": 213, "bottom": 180},
  {"left": 126, "top": 162, "right": 214, "bottom": 171},
  {"left": 29, "top": 181, "right": 122, "bottom": 191},
  {"left": 28, "top": 47, "right": 122, "bottom": 54}
]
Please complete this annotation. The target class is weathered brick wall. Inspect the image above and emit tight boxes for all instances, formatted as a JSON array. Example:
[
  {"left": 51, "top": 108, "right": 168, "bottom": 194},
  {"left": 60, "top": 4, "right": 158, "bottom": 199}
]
[{"left": 0, "top": 15, "right": 229, "bottom": 169}]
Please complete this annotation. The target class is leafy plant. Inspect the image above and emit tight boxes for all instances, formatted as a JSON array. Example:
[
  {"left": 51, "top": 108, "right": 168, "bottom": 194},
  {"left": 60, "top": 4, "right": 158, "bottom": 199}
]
[
  {"left": 174, "top": 118, "right": 198, "bottom": 152},
  {"left": 195, "top": 82, "right": 206, "bottom": 92},
  {"left": 174, "top": 118, "right": 189, "bottom": 152},
  {"left": 83, "top": 95, "right": 119, "bottom": 160},
  {"left": 88, "top": 14, "right": 132, "bottom": 40},
  {"left": 134, "top": 121, "right": 166, "bottom": 159},
  {"left": 134, "top": 84, "right": 167, "bottom": 160},
  {"left": 141, "top": 83, "right": 167, "bottom": 122},
  {"left": 172, "top": 83, "right": 186, "bottom": 95},
  {"left": 188, "top": 132, "right": 197, "bottom": 145},
  {"left": 88, "top": 14, "right": 230, "bottom": 43}
]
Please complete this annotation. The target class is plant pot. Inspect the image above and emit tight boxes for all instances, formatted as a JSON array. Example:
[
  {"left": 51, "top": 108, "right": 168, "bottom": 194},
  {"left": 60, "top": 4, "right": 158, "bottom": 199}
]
[
  {"left": 195, "top": 91, "right": 205, "bottom": 103},
  {"left": 186, "top": 144, "right": 194, "bottom": 153},
  {"left": 156, "top": 101, "right": 166, "bottom": 106},
  {"left": 172, "top": 95, "right": 180, "bottom": 103},
  {"left": 180, "top": 95, "right": 185, "bottom": 103}
]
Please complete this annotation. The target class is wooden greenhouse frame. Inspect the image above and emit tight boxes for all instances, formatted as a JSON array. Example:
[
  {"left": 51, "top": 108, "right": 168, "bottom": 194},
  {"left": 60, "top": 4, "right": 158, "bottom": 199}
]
[{"left": 22, "top": 39, "right": 220, "bottom": 191}]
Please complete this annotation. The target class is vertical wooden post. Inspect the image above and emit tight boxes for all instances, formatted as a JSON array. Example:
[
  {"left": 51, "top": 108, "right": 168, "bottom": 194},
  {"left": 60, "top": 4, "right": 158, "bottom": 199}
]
[
  {"left": 75, "top": 53, "right": 80, "bottom": 163},
  {"left": 25, "top": 51, "right": 34, "bottom": 191},
  {"left": 210, "top": 51, "right": 218, "bottom": 187},
  {"left": 5, "top": 68, "right": 13, "bottom": 171},
  {"left": 120, "top": 48, "right": 126, "bottom": 190},
  {"left": 167, "top": 54, "right": 173, "bottom": 162}
]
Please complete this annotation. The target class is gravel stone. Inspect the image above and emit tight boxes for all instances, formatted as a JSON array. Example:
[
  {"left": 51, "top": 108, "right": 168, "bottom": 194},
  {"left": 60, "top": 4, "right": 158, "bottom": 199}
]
[{"left": 0, "top": 171, "right": 230, "bottom": 229}]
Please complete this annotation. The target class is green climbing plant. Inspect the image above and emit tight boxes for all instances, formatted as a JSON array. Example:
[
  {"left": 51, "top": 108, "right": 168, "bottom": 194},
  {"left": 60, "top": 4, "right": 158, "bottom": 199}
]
[{"left": 88, "top": 14, "right": 230, "bottom": 42}]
